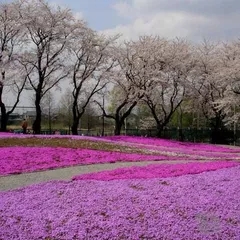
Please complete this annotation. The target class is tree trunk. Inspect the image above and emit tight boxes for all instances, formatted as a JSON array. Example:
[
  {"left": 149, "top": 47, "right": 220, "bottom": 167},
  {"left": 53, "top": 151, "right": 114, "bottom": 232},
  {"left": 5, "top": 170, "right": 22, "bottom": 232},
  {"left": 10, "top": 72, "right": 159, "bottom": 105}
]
[
  {"left": 71, "top": 98, "right": 80, "bottom": 135},
  {"left": 71, "top": 118, "right": 79, "bottom": 135},
  {"left": 210, "top": 114, "right": 224, "bottom": 144},
  {"left": 114, "top": 116, "right": 124, "bottom": 136},
  {"left": 156, "top": 123, "right": 164, "bottom": 138},
  {"left": 33, "top": 92, "right": 42, "bottom": 134},
  {"left": 114, "top": 121, "right": 122, "bottom": 135},
  {"left": 0, "top": 81, "right": 8, "bottom": 132},
  {"left": 0, "top": 103, "right": 8, "bottom": 132}
]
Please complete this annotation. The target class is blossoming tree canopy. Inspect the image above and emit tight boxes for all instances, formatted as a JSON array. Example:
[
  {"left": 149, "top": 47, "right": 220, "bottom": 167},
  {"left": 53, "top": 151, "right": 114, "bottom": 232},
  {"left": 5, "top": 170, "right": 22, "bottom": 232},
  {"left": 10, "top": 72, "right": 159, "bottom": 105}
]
[{"left": 0, "top": 2, "right": 28, "bottom": 131}]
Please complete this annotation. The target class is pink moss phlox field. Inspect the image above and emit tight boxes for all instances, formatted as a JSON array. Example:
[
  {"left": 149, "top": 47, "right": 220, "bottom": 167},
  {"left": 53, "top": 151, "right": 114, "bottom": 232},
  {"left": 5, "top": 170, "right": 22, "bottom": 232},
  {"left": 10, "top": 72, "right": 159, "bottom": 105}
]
[
  {"left": 103, "top": 136, "right": 240, "bottom": 160},
  {"left": 73, "top": 161, "right": 239, "bottom": 181},
  {"left": 104, "top": 136, "right": 240, "bottom": 152},
  {"left": 1, "top": 133, "right": 239, "bottom": 154},
  {"left": 73, "top": 134, "right": 240, "bottom": 159},
  {"left": 0, "top": 146, "right": 181, "bottom": 175},
  {"left": 0, "top": 166, "right": 239, "bottom": 240},
  {"left": 1, "top": 134, "right": 240, "bottom": 175}
]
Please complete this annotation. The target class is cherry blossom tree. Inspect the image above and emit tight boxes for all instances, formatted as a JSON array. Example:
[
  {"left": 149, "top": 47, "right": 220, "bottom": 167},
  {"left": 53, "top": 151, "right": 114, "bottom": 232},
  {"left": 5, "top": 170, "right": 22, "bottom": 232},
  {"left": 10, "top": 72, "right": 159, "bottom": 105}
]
[
  {"left": 139, "top": 38, "right": 195, "bottom": 137},
  {"left": 67, "top": 23, "right": 117, "bottom": 135},
  {"left": 18, "top": 0, "right": 74, "bottom": 134},
  {"left": 214, "top": 40, "right": 240, "bottom": 128},
  {"left": 190, "top": 40, "right": 230, "bottom": 143},
  {"left": 97, "top": 36, "right": 161, "bottom": 135},
  {"left": 0, "top": 1, "right": 27, "bottom": 131}
]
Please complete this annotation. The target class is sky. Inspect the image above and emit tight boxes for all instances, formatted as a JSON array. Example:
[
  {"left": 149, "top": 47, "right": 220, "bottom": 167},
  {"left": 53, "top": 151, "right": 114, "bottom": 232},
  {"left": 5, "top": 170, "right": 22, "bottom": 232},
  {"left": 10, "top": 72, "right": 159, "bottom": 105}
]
[
  {"left": 2, "top": 0, "right": 240, "bottom": 42},
  {"left": 50, "top": 0, "right": 240, "bottom": 42}
]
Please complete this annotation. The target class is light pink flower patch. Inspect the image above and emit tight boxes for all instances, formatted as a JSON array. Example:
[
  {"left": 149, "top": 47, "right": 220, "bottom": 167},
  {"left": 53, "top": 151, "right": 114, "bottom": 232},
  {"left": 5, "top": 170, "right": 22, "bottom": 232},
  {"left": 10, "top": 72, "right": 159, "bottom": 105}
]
[
  {"left": 1, "top": 166, "right": 240, "bottom": 239},
  {"left": 73, "top": 161, "right": 239, "bottom": 181}
]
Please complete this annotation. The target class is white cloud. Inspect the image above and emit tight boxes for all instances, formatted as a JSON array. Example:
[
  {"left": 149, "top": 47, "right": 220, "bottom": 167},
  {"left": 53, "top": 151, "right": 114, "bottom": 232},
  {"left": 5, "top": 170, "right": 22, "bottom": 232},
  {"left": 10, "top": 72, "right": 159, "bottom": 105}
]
[
  {"left": 112, "top": 1, "right": 135, "bottom": 19},
  {"left": 102, "top": 9, "right": 209, "bottom": 42},
  {"left": 104, "top": 0, "right": 240, "bottom": 42},
  {"left": 132, "top": 0, "right": 159, "bottom": 12}
]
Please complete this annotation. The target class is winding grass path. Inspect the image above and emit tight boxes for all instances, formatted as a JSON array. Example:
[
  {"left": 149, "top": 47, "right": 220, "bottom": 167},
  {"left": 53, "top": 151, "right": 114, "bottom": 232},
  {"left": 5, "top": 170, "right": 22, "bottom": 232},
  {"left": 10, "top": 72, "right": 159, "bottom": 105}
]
[{"left": 0, "top": 159, "right": 214, "bottom": 191}]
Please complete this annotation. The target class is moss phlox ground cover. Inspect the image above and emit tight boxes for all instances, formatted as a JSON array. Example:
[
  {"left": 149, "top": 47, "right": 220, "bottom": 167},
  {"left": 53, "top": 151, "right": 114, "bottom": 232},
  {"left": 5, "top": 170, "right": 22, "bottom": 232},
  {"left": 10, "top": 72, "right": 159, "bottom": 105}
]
[
  {"left": 0, "top": 167, "right": 239, "bottom": 239},
  {"left": 73, "top": 161, "right": 239, "bottom": 181},
  {"left": 0, "top": 146, "right": 177, "bottom": 175},
  {"left": 0, "top": 133, "right": 240, "bottom": 239},
  {"left": 1, "top": 134, "right": 240, "bottom": 175}
]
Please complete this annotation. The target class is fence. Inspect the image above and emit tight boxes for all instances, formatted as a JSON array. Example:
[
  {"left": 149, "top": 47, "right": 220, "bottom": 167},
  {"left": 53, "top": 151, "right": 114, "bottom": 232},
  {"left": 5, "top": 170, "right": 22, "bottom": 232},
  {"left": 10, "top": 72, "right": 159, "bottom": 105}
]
[{"left": 126, "top": 128, "right": 238, "bottom": 145}]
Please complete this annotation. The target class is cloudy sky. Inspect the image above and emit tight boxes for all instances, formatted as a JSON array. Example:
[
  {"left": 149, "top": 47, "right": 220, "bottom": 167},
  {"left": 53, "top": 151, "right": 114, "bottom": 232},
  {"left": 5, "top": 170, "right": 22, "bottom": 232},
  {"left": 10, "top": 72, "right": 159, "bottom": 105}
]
[
  {"left": 50, "top": 0, "right": 240, "bottom": 42},
  {"left": 2, "top": 0, "right": 239, "bottom": 42}
]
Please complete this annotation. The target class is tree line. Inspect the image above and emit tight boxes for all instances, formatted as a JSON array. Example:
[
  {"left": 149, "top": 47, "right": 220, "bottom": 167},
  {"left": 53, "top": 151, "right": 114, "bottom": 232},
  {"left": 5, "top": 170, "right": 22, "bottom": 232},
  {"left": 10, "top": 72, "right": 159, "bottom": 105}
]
[{"left": 1, "top": 0, "right": 240, "bottom": 137}]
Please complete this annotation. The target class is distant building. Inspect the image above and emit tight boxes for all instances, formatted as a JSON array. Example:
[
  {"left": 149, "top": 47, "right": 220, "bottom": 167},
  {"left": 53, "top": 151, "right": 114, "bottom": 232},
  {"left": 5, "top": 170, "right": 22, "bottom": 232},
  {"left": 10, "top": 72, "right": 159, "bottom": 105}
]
[{"left": 23, "top": 111, "right": 36, "bottom": 119}]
